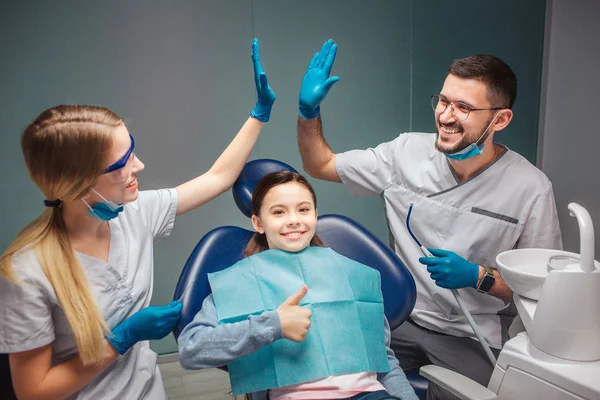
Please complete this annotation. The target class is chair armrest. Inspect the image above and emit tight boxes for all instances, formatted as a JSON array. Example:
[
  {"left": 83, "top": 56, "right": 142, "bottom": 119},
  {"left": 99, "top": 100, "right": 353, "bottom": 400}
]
[{"left": 419, "top": 365, "right": 497, "bottom": 400}]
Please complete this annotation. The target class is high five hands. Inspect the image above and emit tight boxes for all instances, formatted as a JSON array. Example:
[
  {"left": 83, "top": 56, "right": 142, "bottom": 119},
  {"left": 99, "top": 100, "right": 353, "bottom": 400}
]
[{"left": 299, "top": 39, "right": 339, "bottom": 120}]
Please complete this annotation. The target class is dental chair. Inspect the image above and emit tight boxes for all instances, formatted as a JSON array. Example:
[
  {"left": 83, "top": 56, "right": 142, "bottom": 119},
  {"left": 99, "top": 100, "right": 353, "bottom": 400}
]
[{"left": 173, "top": 159, "right": 428, "bottom": 399}]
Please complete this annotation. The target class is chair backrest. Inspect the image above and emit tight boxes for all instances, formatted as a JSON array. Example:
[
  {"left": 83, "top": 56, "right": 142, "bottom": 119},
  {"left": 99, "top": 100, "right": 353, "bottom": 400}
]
[{"left": 173, "top": 159, "right": 416, "bottom": 339}]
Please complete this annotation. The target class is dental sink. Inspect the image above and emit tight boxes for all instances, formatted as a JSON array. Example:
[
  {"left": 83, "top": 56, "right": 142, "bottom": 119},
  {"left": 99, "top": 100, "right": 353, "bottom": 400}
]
[
  {"left": 495, "top": 248, "right": 597, "bottom": 300},
  {"left": 497, "top": 202, "right": 600, "bottom": 362},
  {"left": 420, "top": 203, "right": 600, "bottom": 400}
]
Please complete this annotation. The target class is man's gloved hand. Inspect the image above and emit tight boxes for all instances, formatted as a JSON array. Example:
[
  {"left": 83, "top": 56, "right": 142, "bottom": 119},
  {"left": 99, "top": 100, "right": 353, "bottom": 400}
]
[
  {"left": 419, "top": 248, "right": 480, "bottom": 289},
  {"left": 250, "top": 38, "right": 276, "bottom": 122},
  {"left": 107, "top": 301, "right": 182, "bottom": 355},
  {"left": 298, "top": 39, "right": 339, "bottom": 120}
]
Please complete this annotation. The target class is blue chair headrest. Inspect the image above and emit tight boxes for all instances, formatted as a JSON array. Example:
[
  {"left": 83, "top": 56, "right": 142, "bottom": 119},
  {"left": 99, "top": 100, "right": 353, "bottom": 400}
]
[
  {"left": 232, "top": 159, "right": 297, "bottom": 218},
  {"left": 174, "top": 213, "right": 417, "bottom": 337}
]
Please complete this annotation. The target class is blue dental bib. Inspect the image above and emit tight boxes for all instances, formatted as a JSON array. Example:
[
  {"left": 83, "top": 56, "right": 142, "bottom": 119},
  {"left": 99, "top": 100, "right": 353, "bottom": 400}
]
[{"left": 208, "top": 246, "right": 390, "bottom": 395}]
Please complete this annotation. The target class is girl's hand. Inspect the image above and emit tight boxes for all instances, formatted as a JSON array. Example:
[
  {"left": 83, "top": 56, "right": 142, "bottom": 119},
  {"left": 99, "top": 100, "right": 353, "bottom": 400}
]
[{"left": 277, "top": 285, "right": 311, "bottom": 342}]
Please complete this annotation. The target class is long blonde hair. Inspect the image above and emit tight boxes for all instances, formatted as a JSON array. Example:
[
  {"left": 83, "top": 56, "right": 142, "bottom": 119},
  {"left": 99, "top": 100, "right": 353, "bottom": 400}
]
[{"left": 0, "top": 105, "right": 123, "bottom": 364}]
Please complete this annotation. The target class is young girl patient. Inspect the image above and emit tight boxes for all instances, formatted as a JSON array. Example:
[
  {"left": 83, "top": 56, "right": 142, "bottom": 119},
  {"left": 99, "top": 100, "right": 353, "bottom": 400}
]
[{"left": 178, "top": 171, "right": 418, "bottom": 400}]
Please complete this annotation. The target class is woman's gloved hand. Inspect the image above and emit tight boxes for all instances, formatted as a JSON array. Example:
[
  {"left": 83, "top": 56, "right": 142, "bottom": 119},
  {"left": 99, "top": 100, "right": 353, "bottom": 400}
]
[
  {"left": 107, "top": 301, "right": 182, "bottom": 355},
  {"left": 298, "top": 39, "right": 339, "bottom": 120},
  {"left": 419, "top": 248, "right": 480, "bottom": 289},
  {"left": 249, "top": 38, "right": 276, "bottom": 122}
]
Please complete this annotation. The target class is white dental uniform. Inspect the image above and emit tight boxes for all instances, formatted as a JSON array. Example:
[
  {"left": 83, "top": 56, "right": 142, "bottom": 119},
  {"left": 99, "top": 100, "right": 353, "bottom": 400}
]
[
  {"left": 336, "top": 132, "right": 562, "bottom": 349},
  {"left": 0, "top": 188, "right": 178, "bottom": 399}
]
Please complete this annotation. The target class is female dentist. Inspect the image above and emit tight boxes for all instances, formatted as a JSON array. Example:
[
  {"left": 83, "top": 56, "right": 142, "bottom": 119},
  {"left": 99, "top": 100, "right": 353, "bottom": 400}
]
[{"left": 0, "top": 39, "right": 274, "bottom": 400}]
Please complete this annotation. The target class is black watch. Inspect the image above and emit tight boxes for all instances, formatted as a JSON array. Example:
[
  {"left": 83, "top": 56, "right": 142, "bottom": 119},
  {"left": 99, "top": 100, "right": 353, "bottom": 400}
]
[{"left": 476, "top": 265, "right": 495, "bottom": 293}]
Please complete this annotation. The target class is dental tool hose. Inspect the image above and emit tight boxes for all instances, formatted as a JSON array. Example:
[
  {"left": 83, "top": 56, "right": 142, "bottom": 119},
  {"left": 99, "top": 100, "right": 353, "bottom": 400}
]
[
  {"left": 419, "top": 246, "right": 497, "bottom": 366},
  {"left": 407, "top": 204, "right": 497, "bottom": 366}
]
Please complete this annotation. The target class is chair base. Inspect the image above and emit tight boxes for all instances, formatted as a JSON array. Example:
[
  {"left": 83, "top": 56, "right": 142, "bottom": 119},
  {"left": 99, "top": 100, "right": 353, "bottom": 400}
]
[{"left": 406, "top": 369, "right": 429, "bottom": 400}]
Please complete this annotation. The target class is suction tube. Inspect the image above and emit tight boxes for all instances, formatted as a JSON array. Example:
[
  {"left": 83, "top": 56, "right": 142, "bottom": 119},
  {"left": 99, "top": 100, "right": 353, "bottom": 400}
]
[{"left": 408, "top": 204, "right": 497, "bottom": 366}]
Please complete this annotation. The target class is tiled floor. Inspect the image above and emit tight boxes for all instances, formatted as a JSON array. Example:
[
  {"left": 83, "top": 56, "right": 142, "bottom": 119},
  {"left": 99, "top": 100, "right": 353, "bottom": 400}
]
[{"left": 159, "top": 361, "right": 235, "bottom": 400}]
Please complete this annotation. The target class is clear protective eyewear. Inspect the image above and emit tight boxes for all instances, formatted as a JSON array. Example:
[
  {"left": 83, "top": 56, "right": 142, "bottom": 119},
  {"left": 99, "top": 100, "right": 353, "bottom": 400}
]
[
  {"left": 103, "top": 134, "right": 136, "bottom": 183},
  {"left": 431, "top": 94, "right": 503, "bottom": 122}
]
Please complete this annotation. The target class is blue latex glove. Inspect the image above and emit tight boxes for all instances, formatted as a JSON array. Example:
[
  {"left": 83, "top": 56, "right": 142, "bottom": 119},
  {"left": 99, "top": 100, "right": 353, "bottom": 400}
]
[
  {"left": 107, "top": 301, "right": 182, "bottom": 355},
  {"left": 418, "top": 248, "right": 480, "bottom": 289},
  {"left": 298, "top": 39, "right": 340, "bottom": 120},
  {"left": 249, "top": 38, "right": 276, "bottom": 122}
]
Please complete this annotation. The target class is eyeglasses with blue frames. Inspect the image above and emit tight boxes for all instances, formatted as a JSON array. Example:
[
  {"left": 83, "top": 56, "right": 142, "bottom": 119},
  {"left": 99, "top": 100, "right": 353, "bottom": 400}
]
[
  {"left": 103, "top": 134, "right": 136, "bottom": 183},
  {"left": 104, "top": 134, "right": 135, "bottom": 173},
  {"left": 431, "top": 94, "right": 503, "bottom": 122}
]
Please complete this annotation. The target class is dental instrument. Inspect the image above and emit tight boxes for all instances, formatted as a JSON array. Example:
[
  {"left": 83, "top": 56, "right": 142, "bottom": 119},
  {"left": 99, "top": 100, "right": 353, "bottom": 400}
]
[{"left": 406, "top": 203, "right": 497, "bottom": 366}]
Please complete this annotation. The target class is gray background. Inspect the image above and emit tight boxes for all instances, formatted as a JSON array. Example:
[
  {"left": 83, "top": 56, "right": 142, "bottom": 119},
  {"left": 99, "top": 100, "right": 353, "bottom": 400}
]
[
  {"left": 538, "top": 0, "right": 600, "bottom": 268},
  {"left": 0, "top": 0, "right": 548, "bottom": 355}
]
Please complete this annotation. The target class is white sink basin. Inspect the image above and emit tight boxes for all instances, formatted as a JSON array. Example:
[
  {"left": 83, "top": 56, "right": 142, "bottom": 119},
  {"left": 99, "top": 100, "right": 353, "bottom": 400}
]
[{"left": 496, "top": 248, "right": 582, "bottom": 300}]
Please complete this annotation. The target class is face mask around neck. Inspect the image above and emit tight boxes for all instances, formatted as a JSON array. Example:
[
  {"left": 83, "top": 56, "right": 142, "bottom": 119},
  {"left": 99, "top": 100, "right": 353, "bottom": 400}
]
[
  {"left": 444, "top": 111, "right": 500, "bottom": 161},
  {"left": 81, "top": 188, "right": 124, "bottom": 221}
]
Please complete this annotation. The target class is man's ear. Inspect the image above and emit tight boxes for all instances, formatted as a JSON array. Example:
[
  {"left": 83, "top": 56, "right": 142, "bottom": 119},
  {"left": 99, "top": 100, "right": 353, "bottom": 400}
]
[
  {"left": 251, "top": 215, "right": 264, "bottom": 234},
  {"left": 492, "top": 109, "right": 513, "bottom": 133}
]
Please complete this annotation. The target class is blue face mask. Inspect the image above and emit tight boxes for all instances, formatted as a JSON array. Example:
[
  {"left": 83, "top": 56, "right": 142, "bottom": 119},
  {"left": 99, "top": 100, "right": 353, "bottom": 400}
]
[
  {"left": 443, "top": 111, "right": 500, "bottom": 161},
  {"left": 445, "top": 142, "right": 486, "bottom": 160},
  {"left": 82, "top": 189, "right": 124, "bottom": 221}
]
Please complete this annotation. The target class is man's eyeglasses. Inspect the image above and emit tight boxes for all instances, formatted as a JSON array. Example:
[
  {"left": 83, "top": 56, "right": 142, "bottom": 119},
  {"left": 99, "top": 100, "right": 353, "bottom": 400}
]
[{"left": 431, "top": 94, "right": 503, "bottom": 122}]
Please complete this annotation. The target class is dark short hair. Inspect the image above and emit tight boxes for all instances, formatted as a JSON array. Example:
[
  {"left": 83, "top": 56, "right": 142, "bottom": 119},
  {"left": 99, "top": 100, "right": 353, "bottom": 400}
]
[{"left": 448, "top": 55, "right": 517, "bottom": 109}]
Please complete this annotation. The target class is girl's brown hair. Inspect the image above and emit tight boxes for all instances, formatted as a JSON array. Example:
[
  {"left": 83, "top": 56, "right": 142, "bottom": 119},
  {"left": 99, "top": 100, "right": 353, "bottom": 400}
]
[{"left": 243, "top": 171, "right": 324, "bottom": 257}]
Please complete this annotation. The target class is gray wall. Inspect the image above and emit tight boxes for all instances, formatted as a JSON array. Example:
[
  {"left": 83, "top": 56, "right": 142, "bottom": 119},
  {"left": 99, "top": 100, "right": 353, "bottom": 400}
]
[
  {"left": 0, "top": 0, "right": 547, "bottom": 355},
  {"left": 539, "top": 0, "right": 600, "bottom": 259}
]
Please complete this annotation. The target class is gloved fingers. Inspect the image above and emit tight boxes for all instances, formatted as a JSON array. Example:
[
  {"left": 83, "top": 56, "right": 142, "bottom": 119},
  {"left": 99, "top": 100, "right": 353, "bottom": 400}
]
[
  {"left": 308, "top": 52, "right": 319, "bottom": 70},
  {"left": 163, "top": 314, "right": 181, "bottom": 330},
  {"left": 167, "top": 302, "right": 183, "bottom": 315},
  {"left": 427, "top": 248, "right": 451, "bottom": 258},
  {"left": 419, "top": 256, "right": 440, "bottom": 266},
  {"left": 259, "top": 72, "right": 270, "bottom": 94},
  {"left": 429, "top": 272, "right": 445, "bottom": 281},
  {"left": 323, "top": 76, "right": 339, "bottom": 93},
  {"left": 323, "top": 43, "right": 338, "bottom": 75},
  {"left": 251, "top": 38, "right": 264, "bottom": 89},
  {"left": 317, "top": 39, "right": 334, "bottom": 69},
  {"left": 161, "top": 316, "right": 180, "bottom": 331},
  {"left": 156, "top": 307, "right": 181, "bottom": 331},
  {"left": 251, "top": 38, "right": 261, "bottom": 62},
  {"left": 169, "top": 312, "right": 182, "bottom": 325},
  {"left": 163, "top": 301, "right": 182, "bottom": 309},
  {"left": 426, "top": 265, "right": 445, "bottom": 276},
  {"left": 427, "top": 266, "right": 450, "bottom": 287},
  {"left": 435, "top": 280, "right": 456, "bottom": 289}
]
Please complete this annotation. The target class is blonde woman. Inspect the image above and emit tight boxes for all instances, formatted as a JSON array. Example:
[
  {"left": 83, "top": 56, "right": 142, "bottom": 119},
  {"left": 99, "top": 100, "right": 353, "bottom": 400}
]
[{"left": 0, "top": 39, "right": 275, "bottom": 400}]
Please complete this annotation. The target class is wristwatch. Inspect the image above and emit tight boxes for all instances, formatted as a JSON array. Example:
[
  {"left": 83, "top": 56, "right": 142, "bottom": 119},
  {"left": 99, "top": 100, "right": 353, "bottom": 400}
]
[{"left": 476, "top": 265, "right": 495, "bottom": 293}]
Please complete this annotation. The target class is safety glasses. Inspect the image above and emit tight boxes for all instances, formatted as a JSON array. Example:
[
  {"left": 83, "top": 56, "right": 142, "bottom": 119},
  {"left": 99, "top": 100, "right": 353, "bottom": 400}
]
[{"left": 103, "top": 134, "right": 136, "bottom": 183}]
